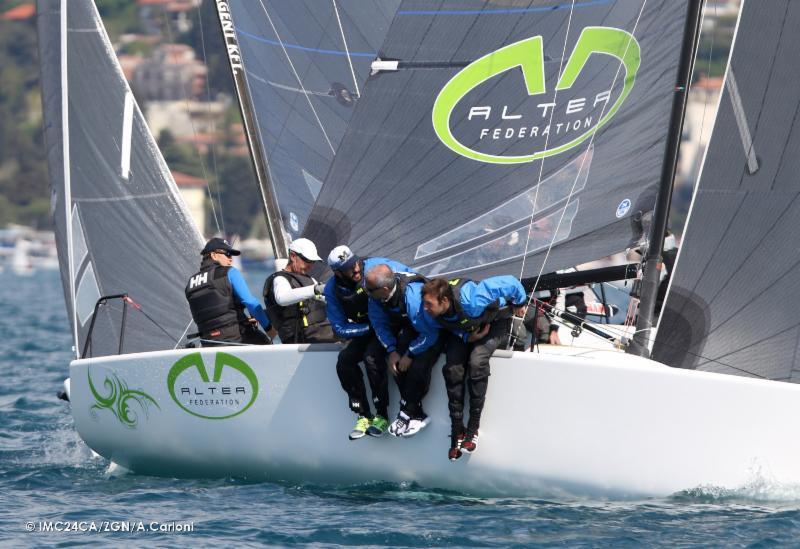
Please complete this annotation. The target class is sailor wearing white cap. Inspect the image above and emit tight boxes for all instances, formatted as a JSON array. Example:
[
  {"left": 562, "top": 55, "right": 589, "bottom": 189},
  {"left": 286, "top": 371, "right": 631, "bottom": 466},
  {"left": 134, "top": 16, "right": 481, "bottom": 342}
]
[{"left": 263, "top": 238, "right": 336, "bottom": 343}]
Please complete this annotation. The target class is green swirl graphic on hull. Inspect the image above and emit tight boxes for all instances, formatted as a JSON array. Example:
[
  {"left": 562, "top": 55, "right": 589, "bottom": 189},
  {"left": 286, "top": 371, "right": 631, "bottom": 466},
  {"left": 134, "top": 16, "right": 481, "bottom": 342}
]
[
  {"left": 432, "top": 27, "right": 641, "bottom": 164},
  {"left": 88, "top": 370, "right": 160, "bottom": 428}
]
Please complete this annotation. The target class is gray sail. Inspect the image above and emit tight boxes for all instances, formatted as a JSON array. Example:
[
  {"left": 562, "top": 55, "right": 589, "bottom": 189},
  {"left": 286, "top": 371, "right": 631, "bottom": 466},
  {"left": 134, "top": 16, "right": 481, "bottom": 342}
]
[
  {"left": 654, "top": 0, "right": 800, "bottom": 382},
  {"left": 303, "top": 0, "right": 691, "bottom": 279},
  {"left": 38, "top": 0, "right": 204, "bottom": 358},
  {"left": 224, "top": 0, "right": 400, "bottom": 241}
]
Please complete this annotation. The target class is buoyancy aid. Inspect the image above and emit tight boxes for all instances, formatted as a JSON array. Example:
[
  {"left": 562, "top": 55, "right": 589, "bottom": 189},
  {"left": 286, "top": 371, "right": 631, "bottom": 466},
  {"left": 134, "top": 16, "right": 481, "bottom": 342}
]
[
  {"left": 333, "top": 280, "right": 369, "bottom": 323},
  {"left": 263, "top": 270, "right": 329, "bottom": 343},
  {"left": 185, "top": 263, "right": 248, "bottom": 338},
  {"left": 435, "top": 278, "right": 503, "bottom": 334},
  {"left": 380, "top": 272, "right": 427, "bottom": 325}
]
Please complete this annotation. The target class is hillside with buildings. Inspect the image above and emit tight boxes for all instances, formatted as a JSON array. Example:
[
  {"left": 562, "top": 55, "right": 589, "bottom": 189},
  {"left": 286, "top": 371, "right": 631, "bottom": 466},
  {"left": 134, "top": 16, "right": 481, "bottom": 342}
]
[{"left": 0, "top": 0, "right": 267, "bottom": 248}]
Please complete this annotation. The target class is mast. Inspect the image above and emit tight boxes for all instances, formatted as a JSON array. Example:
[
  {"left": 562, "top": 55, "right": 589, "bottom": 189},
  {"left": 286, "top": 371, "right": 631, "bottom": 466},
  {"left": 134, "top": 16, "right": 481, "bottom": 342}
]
[
  {"left": 213, "top": 1, "right": 288, "bottom": 259},
  {"left": 628, "top": 0, "right": 705, "bottom": 357}
]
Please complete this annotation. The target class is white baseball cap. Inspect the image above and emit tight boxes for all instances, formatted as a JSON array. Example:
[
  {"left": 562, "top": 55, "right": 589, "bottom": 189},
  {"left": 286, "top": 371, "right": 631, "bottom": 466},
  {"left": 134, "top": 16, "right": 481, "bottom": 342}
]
[
  {"left": 287, "top": 238, "right": 322, "bottom": 262},
  {"left": 327, "top": 245, "right": 359, "bottom": 271}
]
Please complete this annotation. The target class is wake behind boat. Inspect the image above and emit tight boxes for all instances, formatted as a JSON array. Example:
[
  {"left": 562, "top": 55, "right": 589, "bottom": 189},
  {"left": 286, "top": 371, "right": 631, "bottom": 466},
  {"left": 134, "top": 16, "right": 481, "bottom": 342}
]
[{"left": 39, "top": 0, "right": 800, "bottom": 498}]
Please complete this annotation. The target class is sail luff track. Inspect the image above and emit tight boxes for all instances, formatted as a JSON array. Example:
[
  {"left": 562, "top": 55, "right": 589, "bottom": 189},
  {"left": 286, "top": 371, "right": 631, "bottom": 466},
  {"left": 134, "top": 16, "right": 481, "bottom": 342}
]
[{"left": 60, "top": 0, "right": 79, "bottom": 357}]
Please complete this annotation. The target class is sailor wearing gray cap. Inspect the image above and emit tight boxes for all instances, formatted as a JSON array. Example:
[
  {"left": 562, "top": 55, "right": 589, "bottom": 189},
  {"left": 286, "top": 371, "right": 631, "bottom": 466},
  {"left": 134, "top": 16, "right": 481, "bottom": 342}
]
[{"left": 263, "top": 238, "right": 336, "bottom": 344}]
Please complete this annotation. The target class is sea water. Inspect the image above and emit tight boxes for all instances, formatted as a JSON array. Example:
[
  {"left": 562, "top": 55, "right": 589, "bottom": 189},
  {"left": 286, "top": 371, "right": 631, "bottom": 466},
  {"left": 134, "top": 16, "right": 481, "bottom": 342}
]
[{"left": 3, "top": 268, "right": 800, "bottom": 546}]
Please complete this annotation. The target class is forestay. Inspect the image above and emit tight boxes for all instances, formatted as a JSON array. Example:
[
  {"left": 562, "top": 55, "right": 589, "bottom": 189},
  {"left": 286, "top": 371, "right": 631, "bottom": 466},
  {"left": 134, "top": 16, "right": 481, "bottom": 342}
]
[
  {"left": 299, "top": 0, "right": 691, "bottom": 279},
  {"left": 224, "top": 0, "right": 401, "bottom": 240},
  {"left": 38, "top": 0, "right": 203, "bottom": 358},
  {"left": 654, "top": 0, "right": 800, "bottom": 382}
]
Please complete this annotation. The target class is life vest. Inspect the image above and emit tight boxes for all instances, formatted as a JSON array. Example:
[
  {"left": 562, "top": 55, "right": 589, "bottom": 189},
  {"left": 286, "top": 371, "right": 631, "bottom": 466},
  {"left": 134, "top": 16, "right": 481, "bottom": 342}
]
[
  {"left": 263, "top": 270, "right": 329, "bottom": 343},
  {"left": 185, "top": 263, "right": 248, "bottom": 339},
  {"left": 435, "top": 278, "right": 502, "bottom": 334},
  {"left": 379, "top": 272, "right": 427, "bottom": 325},
  {"left": 333, "top": 280, "right": 369, "bottom": 323}
]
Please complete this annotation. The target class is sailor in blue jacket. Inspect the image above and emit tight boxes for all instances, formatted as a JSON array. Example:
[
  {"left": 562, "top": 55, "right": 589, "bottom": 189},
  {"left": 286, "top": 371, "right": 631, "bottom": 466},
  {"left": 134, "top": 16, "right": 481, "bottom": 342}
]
[
  {"left": 365, "top": 263, "right": 442, "bottom": 438},
  {"left": 422, "top": 275, "right": 527, "bottom": 460},
  {"left": 324, "top": 245, "right": 411, "bottom": 440},
  {"left": 185, "top": 237, "right": 273, "bottom": 346}
]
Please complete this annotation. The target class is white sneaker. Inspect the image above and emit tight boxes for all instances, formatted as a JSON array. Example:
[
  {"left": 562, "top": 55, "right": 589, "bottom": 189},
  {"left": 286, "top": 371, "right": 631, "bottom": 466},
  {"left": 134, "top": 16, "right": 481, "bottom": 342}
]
[
  {"left": 388, "top": 411, "right": 411, "bottom": 437},
  {"left": 402, "top": 414, "right": 430, "bottom": 437}
]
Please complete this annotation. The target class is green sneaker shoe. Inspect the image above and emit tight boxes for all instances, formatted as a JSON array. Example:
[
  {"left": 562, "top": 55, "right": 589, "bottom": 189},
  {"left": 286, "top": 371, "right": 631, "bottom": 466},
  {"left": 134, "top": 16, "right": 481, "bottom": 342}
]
[
  {"left": 366, "top": 415, "right": 389, "bottom": 437},
  {"left": 349, "top": 416, "right": 370, "bottom": 440}
]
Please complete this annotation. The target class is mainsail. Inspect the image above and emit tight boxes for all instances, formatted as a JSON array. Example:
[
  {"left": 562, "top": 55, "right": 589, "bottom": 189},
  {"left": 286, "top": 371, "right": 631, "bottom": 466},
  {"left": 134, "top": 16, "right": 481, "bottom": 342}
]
[
  {"left": 654, "top": 0, "right": 800, "bottom": 382},
  {"left": 222, "top": 0, "right": 401, "bottom": 241},
  {"left": 38, "top": 0, "right": 204, "bottom": 357},
  {"left": 294, "top": 0, "right": 692, "bottom": 280}
]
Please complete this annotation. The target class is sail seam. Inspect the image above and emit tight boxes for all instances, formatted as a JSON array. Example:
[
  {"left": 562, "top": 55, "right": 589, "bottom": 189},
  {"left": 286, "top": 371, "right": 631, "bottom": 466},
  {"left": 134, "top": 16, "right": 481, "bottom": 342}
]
[
  {"left": 331, "top": 0, "right": 360, "bottom": 98},
  {"left": 257, "top": 0, "right": 336, "bottom": 155}
]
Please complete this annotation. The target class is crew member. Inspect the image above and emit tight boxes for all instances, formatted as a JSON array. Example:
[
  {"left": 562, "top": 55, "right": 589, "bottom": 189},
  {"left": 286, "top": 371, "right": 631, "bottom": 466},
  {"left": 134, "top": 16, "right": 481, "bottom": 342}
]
[
  {"left": 422, "top": 275, "right": 527, "bottom": 460},
  {"left": 325, "top": 246, "right": 411, "bottom": 440},
  {"left": 366, "top": 264, "right": 441, "bottom": 438},
  {"left": 263, "top": 238, "right": 335, "bottom": 343},
  {"left": 185, "top": 237, "right": 272, "bottom": 346}
]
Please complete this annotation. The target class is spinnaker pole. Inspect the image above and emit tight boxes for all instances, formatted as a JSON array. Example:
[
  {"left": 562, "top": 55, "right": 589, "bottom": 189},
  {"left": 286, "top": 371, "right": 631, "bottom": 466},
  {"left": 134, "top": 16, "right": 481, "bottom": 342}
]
[
  {"left": 214, "top": 1, "right": 288, "bottom": 259},
  {"left": 628, "top": 0, "right": 705, "bottom": 357}
]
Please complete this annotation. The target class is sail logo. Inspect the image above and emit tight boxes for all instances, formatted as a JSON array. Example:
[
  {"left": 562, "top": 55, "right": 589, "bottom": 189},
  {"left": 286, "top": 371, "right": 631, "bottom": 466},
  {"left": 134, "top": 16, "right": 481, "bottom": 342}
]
[
  {"left": 167, "top": 352, "right": 259, "bottom": 420},
  {"left": 432, "top": 27, "right": 641, "bottom": 164}
]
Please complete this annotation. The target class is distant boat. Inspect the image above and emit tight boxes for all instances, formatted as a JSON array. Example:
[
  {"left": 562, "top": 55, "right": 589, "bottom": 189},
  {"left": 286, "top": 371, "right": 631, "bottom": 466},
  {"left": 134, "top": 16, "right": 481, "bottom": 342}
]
[
  {"left": 39, "top": 0, "right": 800, "bottom": 497},
  {"left": 11, "top": 239, "right": 34, "bottom": 276}
]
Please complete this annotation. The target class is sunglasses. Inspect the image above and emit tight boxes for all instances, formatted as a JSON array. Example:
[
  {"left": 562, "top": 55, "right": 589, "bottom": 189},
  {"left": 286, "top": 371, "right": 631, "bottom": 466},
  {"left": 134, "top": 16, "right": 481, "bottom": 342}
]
[{"left": 214, "top": 250, "right": 233, "bottom": 258}]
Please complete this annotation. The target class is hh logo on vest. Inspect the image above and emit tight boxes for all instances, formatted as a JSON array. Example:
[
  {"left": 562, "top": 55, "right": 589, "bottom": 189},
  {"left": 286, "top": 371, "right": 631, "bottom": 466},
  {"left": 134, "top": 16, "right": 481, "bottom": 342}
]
[
  {"left": 432, "top": 27, "right": 641, "bottom": 164},
  {"left": 167, "top": 352, "right": 259, "bottom": 419},
  {"left": 189, "top": 272, "right": 208, "bottom": 289}
]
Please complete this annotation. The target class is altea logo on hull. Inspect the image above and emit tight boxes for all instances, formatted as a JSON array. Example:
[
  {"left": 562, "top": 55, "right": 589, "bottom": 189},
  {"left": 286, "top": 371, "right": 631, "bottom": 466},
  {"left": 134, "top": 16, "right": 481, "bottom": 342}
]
[
  {"left": 432, "top": 27, "right": 641, "bottom": 164},
  {"left": 167, "top": 352, "right": 258, "bottom": 420}
]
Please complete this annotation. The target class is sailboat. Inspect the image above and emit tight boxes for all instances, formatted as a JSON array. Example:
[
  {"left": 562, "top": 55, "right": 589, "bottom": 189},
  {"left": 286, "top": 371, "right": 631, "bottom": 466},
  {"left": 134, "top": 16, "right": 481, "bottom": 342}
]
[{"left": 39, "top": 0, "right": 800, "bottom": 497}]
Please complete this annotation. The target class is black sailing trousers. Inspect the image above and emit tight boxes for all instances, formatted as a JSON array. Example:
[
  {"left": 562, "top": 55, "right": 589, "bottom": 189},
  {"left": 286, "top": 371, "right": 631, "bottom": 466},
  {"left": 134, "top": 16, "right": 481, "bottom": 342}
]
[
  {"left": 336, "top": 331, "right": 389, "bottom": 418},
  {"left": 393, "top": 324, "right": 442, "bottom": 418},
  {"left": 442, "top": 318, "right": 511, "bottom": 432}
]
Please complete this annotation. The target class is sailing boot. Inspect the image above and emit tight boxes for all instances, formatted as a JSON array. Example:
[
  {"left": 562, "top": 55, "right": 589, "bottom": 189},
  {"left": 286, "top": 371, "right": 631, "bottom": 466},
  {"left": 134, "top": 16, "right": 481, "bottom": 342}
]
[
  {"left": 448, "top": 424, "right": 465, "bottom": 461},
  {"left": 461, "top": 430, "right": 479, "bottom": 453},
  {"left": 349, "top": 416, "right": 370, "bottom": 440}
]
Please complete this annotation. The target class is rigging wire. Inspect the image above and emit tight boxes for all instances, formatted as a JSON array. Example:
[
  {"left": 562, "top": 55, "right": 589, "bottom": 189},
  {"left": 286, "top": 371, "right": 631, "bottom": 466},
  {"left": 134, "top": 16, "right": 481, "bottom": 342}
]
[
  {"left": 195, "top": 0, "right": 226, "bottom": 235},
  {"left": 158, "top": 6, "right": 223, "bottom": 235},
  {"left": 510, "top": 0, "right": 649, "bottom": 347},
  {"left": 256, "top": 0, "right": 337, "bottom": 155},
  {"left": 331, "top": 0, "right": 361, "bottom": 98}
]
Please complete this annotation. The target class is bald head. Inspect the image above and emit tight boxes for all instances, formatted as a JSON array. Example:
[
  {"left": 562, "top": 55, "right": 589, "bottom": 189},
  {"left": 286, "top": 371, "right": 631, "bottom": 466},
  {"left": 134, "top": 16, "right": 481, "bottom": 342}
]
[{"left": 365, "top": 263, "right": 395, "bottom": 290}]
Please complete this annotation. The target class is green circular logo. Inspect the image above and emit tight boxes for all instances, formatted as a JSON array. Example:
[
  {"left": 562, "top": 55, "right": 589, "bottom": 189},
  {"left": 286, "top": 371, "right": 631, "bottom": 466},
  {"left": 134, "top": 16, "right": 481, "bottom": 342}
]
[{"left": 167, "top": 352, "right": 259, "bottom": 420}]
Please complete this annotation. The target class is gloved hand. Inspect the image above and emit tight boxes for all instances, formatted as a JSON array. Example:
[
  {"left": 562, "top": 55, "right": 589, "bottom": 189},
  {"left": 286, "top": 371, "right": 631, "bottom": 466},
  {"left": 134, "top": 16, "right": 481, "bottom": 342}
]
[{"left": 314, "top": 283, "right": 326, "bottom": 296}]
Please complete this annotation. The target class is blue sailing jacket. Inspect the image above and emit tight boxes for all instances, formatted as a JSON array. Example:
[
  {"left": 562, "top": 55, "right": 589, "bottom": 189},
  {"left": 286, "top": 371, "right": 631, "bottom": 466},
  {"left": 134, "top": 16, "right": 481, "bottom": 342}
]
[
  {"left": 441, "top": 275, "right": 527, "bottom": 341},
  {"left": 324, "top": 257, "right": 410, "bottom": 339},
  {"left": 369, "top": 281, "right": 440, "bottom": 356},
  {"left": 228, "top": 267, "right": 270, "bottom": 330}
]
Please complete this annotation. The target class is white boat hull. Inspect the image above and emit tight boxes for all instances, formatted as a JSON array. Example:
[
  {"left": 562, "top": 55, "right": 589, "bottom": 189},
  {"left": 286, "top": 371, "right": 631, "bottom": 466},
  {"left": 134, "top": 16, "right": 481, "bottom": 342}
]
[{"left": 69, "top": 344, "right": 800, "bottom": 497}]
